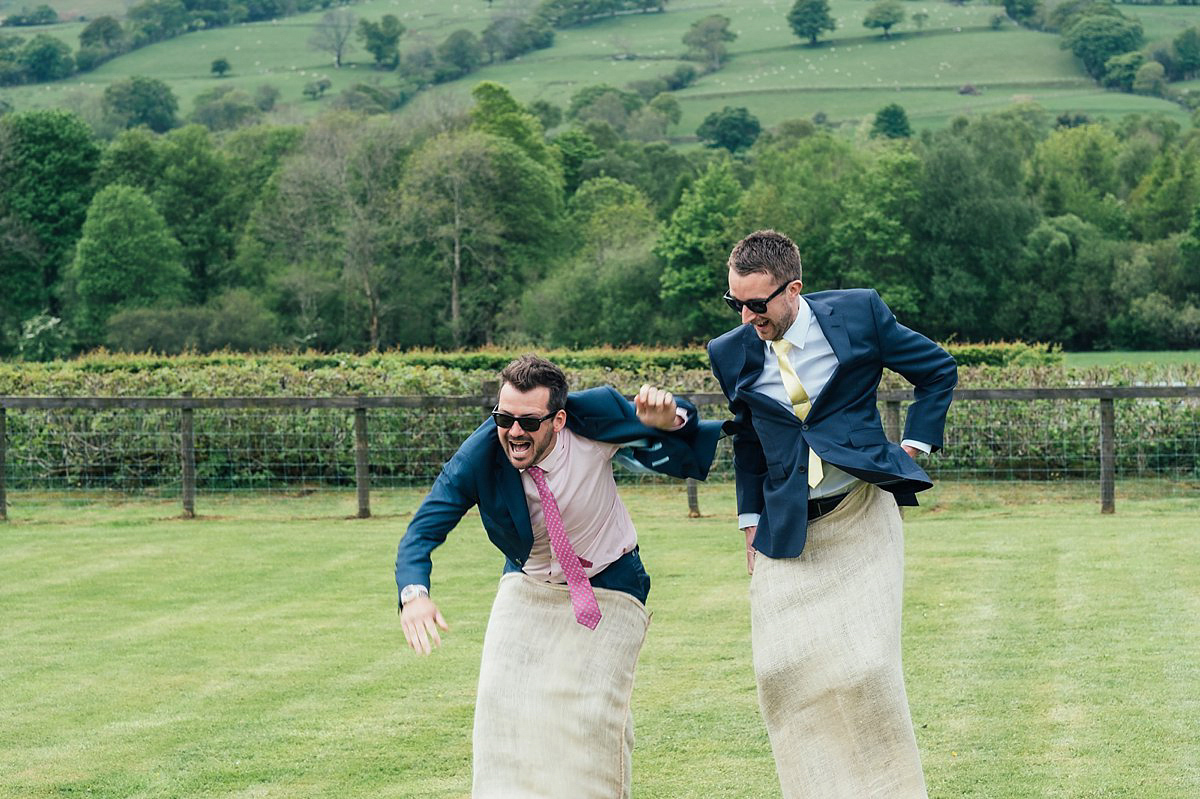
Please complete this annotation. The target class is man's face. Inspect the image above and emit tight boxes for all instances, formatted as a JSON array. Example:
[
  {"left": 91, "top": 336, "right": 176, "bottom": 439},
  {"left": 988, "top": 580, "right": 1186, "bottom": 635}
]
[
  {"left": 495, "top": 384, "right": 566, "bottom": 470},
  {"left": 727, "top": 268, "right": 802, "bottom": 342}
]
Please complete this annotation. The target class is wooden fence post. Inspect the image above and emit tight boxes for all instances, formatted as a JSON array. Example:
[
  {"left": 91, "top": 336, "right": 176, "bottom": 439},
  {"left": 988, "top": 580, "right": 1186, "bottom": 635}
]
[
  {"left": 0, "top": 407, "right": 7, "bottom": 522},
  {"left": 354, "top": 402, "right": 371, "bottom": 519},
  {"left": 686, "top": 477, "right": 701, "bottom": 518},
  {"left": 180, "top": 396, "right": 196, "bottom": 519},
  {"left": 1099, "top": 397, "right": 1115, "bottom": 514},
  {"left": 885, "top": 400, "right": 902, "bottom": 444}
]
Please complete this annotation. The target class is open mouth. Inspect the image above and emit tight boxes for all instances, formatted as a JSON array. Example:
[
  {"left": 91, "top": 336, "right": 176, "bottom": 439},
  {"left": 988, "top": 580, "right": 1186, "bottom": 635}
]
[{"left": 509, "top": 438, "right": 533, "bottom": 456}]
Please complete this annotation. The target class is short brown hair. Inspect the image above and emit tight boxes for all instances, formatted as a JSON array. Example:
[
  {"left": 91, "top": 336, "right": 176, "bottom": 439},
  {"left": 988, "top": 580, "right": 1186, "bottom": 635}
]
[
  {"left": 728, "top": 229, "right": 803, "bottom": 284},
  {"left": 499, "top": 354, "right": 568, "bottom": 412}
]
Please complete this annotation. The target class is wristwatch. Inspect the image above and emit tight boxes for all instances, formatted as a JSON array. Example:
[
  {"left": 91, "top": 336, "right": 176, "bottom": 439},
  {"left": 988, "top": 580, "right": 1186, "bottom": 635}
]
[{"left": 400, "top": 584, "right": 430, "bottom": 606}]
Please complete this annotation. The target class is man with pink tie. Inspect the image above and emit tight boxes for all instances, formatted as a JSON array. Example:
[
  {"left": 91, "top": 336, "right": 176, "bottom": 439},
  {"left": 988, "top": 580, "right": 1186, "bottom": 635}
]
[{"left": 396, "top": 354, "right": 722, "bottom": 798}]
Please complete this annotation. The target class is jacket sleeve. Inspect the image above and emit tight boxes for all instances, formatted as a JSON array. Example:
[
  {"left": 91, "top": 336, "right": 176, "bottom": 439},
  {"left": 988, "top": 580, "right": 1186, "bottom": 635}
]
[
  {"left": 707, "top": 341, "right": 766, "bottom": 517},
  {"left": 394, "top": 432, "right": 482, "bottom": 602},
  {"left": 870, "top": 290, "right": 958, "bottom": 451},
  {"left": 572, "top": 387, "right": 723, "bottom": 480}
]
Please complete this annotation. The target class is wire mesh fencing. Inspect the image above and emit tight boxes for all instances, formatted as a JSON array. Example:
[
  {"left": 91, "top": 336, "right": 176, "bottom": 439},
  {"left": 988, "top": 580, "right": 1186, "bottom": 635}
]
[{"left": 1, "top": 387, "right": 1197, "bottom": 521}]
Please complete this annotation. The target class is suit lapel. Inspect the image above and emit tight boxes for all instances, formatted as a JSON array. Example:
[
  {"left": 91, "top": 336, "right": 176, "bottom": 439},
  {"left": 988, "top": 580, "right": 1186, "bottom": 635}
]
[
  {"left": 806, "top": 296, "right": 849, "bottom": 416},
  {"left": 494, "top": 446, "right": 534, "bottom": 546},
  {"left": 734, "top": 324, "right": 765, "bottom": 395}
]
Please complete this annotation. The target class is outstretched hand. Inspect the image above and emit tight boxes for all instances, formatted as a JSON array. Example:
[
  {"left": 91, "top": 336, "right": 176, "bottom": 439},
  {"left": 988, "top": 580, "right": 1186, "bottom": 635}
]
[
  {"left": 635, "top": 384, "right": 681, "bottom": 431},
  {"left": 401, "top": 596, "right": 449, "bottom": 655}
]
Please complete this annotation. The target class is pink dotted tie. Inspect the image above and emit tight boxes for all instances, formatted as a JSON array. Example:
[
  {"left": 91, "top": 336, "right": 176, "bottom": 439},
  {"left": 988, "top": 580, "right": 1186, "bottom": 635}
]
[{"left": 527, "top": 466, "right": 602, "bottom": 630}]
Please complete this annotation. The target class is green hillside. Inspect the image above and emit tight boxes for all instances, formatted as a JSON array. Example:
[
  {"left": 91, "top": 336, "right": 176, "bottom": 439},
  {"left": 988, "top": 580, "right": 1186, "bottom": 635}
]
[{"left": 0, "top": 0, "right": 1194, "bottom": 134}]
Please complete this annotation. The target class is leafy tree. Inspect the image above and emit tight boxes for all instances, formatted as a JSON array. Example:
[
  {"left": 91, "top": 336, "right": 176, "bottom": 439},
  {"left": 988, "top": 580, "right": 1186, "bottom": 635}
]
[
  {"left": 912, "top": 11, "right": 928, "bottom": 29},
  {"left": 1003, "top": 0, "right": 1039, "bottom": 25},
  {"left": 398, "top": 129, "right": 564, "bottom": 346},
  {"left": 190, "top": 85, "right": 262, "bottom": 130},
  {"left": 302, "top": 78, "right": 332, "bottom": 99},
  {"left": 871, "top": 103, "right": 911, "bottom": 138},
  {"left": 787, "top": 0, "right": 836, "bottom": 47},
  {"left": 0, "top": 34, "right": 24, "bottom": 86},
  {"left": 94, "top": 128, "right": 163, "bottom": 195},
  {"left": 357, "top": 14, "right": 404, "bottom": 68},
  {"left": 1132, "top": 61, "right": 1165, "bottom": 96},
  {"left": 1062, "top": 14, "right": 1142, "bottom": 79},
  {"left": 241, "top": 115, "right": 420, "bottom": 350},
  {"left": 79, "top": 16, "right": 125, "bottom": 50},
  {"left": 527, "top": 99, "right": 563, "bottom": 131},
  {"left": 254, "top": 84, "right": 280, "bottom": 111},
  {"left": 1128, "top": 141, "right": 1200, "bottom": 240},
  {"left": 309, "top": 9, "right": 356, "bottom": 68},
  {"left": 471, "top": 82, "right": 556, "bottom": 171},
  {"left": 106, "top": 289, "right": 282, "bottom": 353},
  {"left": 554, "top": 128, "right": 602, "bottom": 196},
  {"left": 103, "top": 75, "right": 179, "bottom": 132},
  {"left": 682, "top": 14, "right": 736, "bottom": 71},
  {"left": 697, "top": 106, "right": 761, "bottom": 152},
  {"left": 827, "top": 145, "right": 923, "bottom": 318},
  {"left": 863, "top": 0, "right": 905, "bottom": 39},
  {"left": 19, "top": 34, "right": 74, "bottom": 81},
  {"left": 523, "top": 177, "right": 663, "bottom": 346},
  {"left": 1030, "top": 123, "right": 1125, "bottom": 234},
  {"left": 436, "top": 29, "right": 484, "bottom": 79},
  {"left": 1172, "top": 27, "right": 1200, "bottom": 80},
  {"left": 126, "top": 0, "right": 189, "bottom": 46},
  {"left": 1101, "top": 50, "right": 1143, "bottom": 91},
  {"left": 153, "top": 125, "right": 240, "bottom": 303},
  {"left": 0, "top": 109, "right": 99, "bottom": 348},
  {"left": 481, "top": 15, "right": 553, "bottom": 62},
  {"left": 211, "top": 57, "right": 231, "bottom": 77},
  {"left": 735, "top": 132, "right": 864, "bottom": 284},
  {"left": 910, "top": 123, "right": 1038, "bottom": 341},
  {"left": 66, "top": 184, "right": 187, "bottom": 346},
  {"left": 656, "top": 158, "right": 743, "bottom": 343},
  {"left": 994, "top": 213, "right": 1120, "bottom": 348},
  {"left": 3, "top": 4, "right": 57, "bottom": 25}
]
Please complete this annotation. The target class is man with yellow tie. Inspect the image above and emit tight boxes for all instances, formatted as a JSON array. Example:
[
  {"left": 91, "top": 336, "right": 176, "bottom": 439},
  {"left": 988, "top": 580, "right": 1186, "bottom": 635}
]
[{"left": 707, "top": 230, "right": 957, "bottom": 799}]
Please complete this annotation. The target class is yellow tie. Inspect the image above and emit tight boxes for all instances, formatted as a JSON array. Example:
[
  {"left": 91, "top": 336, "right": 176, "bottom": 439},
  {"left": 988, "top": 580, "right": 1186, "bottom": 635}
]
[{"left": 771, "top": 339, "right": 824, "bottom": 488}]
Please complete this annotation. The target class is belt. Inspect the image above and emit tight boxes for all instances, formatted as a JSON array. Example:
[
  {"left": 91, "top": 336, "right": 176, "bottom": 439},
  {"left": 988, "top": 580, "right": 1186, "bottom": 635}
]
[{"left": 807, "top": 492, "right": 849, "bottom": 523}]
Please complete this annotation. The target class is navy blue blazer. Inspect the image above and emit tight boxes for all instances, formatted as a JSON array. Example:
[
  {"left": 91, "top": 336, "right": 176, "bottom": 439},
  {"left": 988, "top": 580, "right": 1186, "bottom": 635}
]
[
  {"left": 707, "top": 288, "right": 957, "bottom": 559},
  {"left": 394, "top": 386, "right": 723, "bottom": 603}
]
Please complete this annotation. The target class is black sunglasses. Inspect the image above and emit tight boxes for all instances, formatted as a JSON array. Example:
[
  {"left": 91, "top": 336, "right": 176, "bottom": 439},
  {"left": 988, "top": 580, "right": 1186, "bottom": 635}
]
[
  {"left": 491, "top": 407, "right": 556, "bottom": 432},
  {"left": 723, "top": 282, "right": 790, "bottom": 315}
]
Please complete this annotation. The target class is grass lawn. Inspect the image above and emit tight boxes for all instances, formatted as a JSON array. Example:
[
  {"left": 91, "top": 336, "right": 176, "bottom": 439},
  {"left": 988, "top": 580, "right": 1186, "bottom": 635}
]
[
  {"left": 3, "top": 0, "right": 1191, "bottom": 131},
  {"left": 1, "top": 483, "right": 1198, "bottom": 798},
  {"left": 1063, "top": 350, "right": 1200, "bottom": 368}
]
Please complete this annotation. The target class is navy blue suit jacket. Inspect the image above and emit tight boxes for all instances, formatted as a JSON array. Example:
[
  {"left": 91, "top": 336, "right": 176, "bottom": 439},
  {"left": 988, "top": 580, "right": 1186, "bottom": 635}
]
[
  {"left": 707, "top": 289, "right": 957, "bottom": 559},
  {"left": 394, "top": 386, "right": 724, "bottom": 603}
]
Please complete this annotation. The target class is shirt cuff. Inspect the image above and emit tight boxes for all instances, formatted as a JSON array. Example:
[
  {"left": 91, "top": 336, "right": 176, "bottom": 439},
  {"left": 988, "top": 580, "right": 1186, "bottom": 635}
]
[
  {"left": 901, "top": 439, "right": 932, "bottom": 454},
  {"left": 673, "top": 408, "right": 689, "bottom": 429},
  {"left": 738, "top": 513, "right": 760, "bottom": 530}
]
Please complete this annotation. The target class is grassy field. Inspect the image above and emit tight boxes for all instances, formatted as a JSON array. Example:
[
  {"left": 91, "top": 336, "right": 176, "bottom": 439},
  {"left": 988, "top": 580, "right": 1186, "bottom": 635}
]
[
  {"left": 1063, "top": 350, "right": 1200, "bottom": 368},
  {"left": 1, "top": 0, "right": 1193, "bottom": 132},
  {"left": 2, "top": 482, "right": 1198, "bottom": 798}
]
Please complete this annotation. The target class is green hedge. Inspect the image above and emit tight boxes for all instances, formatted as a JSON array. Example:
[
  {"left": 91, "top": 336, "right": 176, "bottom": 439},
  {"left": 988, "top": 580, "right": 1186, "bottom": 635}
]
[
  {"left": 1, "top": 349, "right": 1196, "bottom": 490},
  {"left": 0, "top": 340, "right": 1060, "bottom": 395}
]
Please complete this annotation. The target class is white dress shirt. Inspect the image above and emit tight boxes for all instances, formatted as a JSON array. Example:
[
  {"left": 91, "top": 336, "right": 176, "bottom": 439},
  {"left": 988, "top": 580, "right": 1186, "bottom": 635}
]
[{"left": 738, "top": 298, "right": 930, "bottom": 530}]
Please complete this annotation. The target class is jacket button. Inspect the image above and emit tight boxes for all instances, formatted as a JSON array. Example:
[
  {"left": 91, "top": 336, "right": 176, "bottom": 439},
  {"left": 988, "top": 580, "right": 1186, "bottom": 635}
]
[
  {"left": 799, "top": 465, "right": 807, "bottom": 473},
  {"left": 801, "top": 424, "right": 809, "bottom": 431}
]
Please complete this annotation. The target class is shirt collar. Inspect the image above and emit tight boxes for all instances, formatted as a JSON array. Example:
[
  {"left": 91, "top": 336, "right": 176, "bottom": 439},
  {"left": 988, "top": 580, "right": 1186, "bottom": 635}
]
[
  {"left": 766, "top": 296, "right": 812, "bottom": 353},
  {"left": 526, "top": 425, "right": 569, "bottom": 473}
]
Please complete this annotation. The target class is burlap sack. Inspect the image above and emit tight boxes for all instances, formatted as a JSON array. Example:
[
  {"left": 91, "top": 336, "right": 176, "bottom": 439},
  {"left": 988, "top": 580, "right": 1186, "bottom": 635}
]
[
  {"left": 472, "top": 573, "right": 650, "bottom": 799},
  {"left": 751, "top": 484, "right": 928, "bottom": 799}
]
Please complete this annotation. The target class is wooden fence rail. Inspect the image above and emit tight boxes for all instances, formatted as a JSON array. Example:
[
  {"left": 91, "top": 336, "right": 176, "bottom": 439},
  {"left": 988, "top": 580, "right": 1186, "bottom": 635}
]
[{"left": 1, "top": 386, "right": 1197, "bottom": 521}]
